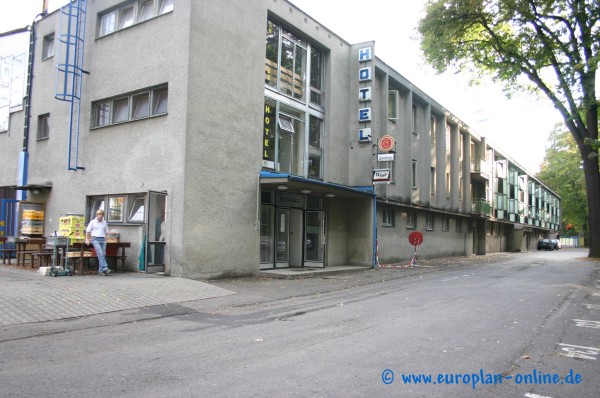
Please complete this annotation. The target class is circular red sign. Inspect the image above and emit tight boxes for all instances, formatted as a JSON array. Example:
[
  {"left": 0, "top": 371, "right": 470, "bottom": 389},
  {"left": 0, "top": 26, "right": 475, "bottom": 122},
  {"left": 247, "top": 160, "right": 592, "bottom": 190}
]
[
  {"left": 408, "top": 231, "right": 424, "bottom": 246},
  {"left": 378, "top": 135, "right": 395, "bottom": 152}
]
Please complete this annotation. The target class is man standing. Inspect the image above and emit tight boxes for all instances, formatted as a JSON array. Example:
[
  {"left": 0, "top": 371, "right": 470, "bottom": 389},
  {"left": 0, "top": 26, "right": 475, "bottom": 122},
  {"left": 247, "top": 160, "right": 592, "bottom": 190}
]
[{"left": 86, "top": 209, "right": 111, "bottom": 275}]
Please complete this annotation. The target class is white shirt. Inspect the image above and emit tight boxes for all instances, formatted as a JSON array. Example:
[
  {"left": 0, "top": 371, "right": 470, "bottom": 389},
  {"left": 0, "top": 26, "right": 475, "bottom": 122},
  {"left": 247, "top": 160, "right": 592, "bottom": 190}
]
[{"left": 86, "top": 218, "right": 108, "bottom": 238}]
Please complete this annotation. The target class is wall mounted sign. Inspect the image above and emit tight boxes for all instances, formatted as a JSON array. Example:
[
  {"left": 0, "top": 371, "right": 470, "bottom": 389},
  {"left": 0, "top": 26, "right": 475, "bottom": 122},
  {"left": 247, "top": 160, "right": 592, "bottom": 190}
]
[
  {"left": 372, "top": 169, "right": 391, "bottom": 184},
  {"left": 357, "top": 46, "right": 373, "bottom": 143},
  {"left": 377, "top": 153, "right": 395, "bottom": 162},
  {"left": 378, "top": 135, "right": 395, "bottom": 152}
]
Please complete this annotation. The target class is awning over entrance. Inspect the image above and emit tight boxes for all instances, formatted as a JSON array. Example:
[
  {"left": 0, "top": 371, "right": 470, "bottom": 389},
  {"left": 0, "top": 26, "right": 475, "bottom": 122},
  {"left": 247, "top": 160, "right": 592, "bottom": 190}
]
[{"left": 259, "top": 171, "right": 374, "bottom": 198}]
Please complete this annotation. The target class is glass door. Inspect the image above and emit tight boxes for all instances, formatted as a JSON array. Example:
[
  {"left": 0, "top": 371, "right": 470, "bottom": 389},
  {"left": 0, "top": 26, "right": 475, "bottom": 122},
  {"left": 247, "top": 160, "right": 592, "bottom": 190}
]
[
  {"left": 145, "top": 191, "right": 166, "bottom": 273},
  {"left": 305, "top": 210, "right": 325, "bottom": 267},
  {"left": 275, "top": 208, "right": 290, "bottom": 268},
  {"left": 260, "top": 205, "right": 275, "bottom": 269}
]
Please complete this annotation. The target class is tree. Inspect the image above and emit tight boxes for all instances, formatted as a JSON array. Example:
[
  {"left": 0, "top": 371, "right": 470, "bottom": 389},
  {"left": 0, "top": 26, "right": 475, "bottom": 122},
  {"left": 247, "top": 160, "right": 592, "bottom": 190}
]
[
  {"left": 537, "top": 125, "right": 588, "bottom": 238},
  {"left": 418, "top": 0, "right": 600, "bottom": 257}
]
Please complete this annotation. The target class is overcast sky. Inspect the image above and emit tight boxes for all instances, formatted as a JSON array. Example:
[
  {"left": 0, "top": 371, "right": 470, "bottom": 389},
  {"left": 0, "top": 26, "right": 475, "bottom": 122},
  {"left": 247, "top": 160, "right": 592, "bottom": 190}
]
[{"left": 1, "top": 0, "right": 564, "bottom": 173}]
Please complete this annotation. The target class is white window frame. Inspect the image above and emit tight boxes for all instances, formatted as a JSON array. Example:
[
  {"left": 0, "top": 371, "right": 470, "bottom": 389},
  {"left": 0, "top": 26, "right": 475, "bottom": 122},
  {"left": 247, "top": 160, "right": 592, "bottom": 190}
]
[{"left": 98, "top": 0, "right": 173, "bottom": 38}]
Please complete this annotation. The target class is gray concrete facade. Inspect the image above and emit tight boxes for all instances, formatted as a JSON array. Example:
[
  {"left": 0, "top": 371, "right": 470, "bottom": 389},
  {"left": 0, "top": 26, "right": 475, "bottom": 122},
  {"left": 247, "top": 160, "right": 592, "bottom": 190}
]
[{"left": 0, "top": 0, "right": 560, "bottom": 279}]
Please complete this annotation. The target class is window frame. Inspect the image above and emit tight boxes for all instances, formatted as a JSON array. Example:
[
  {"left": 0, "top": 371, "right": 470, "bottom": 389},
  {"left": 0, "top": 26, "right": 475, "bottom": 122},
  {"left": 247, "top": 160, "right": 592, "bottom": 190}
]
[
  {"left": 411, "top": 159, "right": 418, "bottom": 189},
  {"left": 92, "top": 85, "right": 168, "bottom": 128},
  {"left": 37, "top": 113, "right": 50, "bottom": 140},
  {"left": 382, "top": 207, "right": 395, "bottom": 227},
  {"left": 98, "top": 0, "right": 173, "bottom": 38},
  {"left": 42, "top": 34, "right": 54, "bottom": 60},
  {"left": 86, "top": 193, "right": 147, "bottom": 225},
  {"left": 412, "top": 104, "right": 418, "bottom": 134},
  {"left": 406, "top": 212, "right": 416, "bottom": 229},
  {"left": 426, "top": 214, "right": 434, "bottom": 231},
  {"left": 388, "top": 90, "right": 399, "bottom": 121}
]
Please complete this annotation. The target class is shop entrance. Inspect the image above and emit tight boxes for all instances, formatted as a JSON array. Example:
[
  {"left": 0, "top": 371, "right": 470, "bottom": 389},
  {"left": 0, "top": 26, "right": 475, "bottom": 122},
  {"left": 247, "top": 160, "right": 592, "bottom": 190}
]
[{"left": 260, "top": 191, "right": 326, "bottom": 269}]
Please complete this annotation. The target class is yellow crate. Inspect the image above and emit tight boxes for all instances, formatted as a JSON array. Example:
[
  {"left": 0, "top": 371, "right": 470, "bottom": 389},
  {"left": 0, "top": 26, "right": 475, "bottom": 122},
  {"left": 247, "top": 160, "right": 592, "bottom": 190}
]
[{"left": 23, "top": 210, "right": 44, "bottom": 220}]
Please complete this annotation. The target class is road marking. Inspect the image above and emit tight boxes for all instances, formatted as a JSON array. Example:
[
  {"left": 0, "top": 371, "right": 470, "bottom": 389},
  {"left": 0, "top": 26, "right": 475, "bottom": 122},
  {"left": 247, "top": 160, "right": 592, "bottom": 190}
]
[
  {"left": 559, "top": 343, "right": 600, "bottom": 360},
  {"left": 524, "top": 393, "right": 553, "bottom": 398},
  {"left": 583, "top": 303, "right": 600, "bottom": 310},
  {"left": 573, "top": 319, "right": 600, "bottom": 328}
]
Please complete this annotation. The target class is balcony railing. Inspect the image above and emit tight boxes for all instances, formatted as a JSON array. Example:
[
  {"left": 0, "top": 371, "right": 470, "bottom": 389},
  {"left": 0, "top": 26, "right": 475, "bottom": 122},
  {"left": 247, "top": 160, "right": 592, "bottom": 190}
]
[{"left": 472, "top": 199, "right": 491, "bottom": 216}]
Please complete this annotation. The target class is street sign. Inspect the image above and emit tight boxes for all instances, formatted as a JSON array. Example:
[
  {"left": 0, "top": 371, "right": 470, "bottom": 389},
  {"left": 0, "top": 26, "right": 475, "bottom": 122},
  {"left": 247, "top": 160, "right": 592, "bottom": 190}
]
[
  {"left": 372, "top": 169, "right": 391, "bottom": 184},
  {"left": 408, "top": 231, "right": 424, "bottom": 246}
]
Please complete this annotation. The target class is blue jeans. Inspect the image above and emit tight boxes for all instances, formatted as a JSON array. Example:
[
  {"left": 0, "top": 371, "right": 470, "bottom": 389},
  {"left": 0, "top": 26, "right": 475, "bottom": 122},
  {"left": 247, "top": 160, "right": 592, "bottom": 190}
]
[{"left": 91, "top": 237, "right": 109, "bottom": 273}]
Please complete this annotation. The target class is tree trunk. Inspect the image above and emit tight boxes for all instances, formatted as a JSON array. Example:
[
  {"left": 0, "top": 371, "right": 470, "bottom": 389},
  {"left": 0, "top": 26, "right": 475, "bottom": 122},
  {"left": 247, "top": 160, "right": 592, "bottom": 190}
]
[{"left": 581, "top": 146, "right": 600, "bottom": 258}]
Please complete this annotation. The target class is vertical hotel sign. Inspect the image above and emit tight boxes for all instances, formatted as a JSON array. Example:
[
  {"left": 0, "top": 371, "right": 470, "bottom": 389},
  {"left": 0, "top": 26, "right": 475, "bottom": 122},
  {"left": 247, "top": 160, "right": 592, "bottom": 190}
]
[
  {"left": 358, "top": 46, "right": 373, "bottom": 143},
  {"left": 262, "top": 99, "right": 276, "bottom": 169}
]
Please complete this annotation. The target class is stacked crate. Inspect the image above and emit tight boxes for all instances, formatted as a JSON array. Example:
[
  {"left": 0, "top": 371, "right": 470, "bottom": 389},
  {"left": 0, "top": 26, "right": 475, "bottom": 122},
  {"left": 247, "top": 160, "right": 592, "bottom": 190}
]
[
  {"left": 21, "top": 210, "right": 44, "bottom": 236},
  {"left": 58, "top": 214, "right": 85, "bottom": 243}
]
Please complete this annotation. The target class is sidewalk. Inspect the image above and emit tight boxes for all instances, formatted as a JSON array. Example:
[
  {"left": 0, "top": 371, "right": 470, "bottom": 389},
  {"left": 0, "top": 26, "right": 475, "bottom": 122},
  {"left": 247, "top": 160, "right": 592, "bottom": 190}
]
[{"left": 0, "top": 253, "right": 516, "bottom": 328}]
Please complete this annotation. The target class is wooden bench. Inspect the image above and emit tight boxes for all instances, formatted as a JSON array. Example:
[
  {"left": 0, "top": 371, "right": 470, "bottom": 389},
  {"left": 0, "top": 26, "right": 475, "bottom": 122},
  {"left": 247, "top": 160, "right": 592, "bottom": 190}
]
[
  {"left": 69, "top": 242, "right": 130, "bottom": 275},
  {"left": 1, "top": 248, "right": 17, "bottom": 265}
]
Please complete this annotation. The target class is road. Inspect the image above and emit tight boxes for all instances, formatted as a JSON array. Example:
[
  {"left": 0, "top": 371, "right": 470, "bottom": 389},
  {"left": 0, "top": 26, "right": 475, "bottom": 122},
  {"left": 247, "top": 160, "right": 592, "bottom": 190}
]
[{"left": 1, "top": 249, "right": 598, "bottom": 397}]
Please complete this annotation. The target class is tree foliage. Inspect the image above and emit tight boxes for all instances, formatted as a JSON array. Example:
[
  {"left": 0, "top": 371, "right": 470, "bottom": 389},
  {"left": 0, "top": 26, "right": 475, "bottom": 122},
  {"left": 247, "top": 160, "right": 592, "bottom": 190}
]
[
  {"left": 419, "top": 0, "right": 600, "bottom": 256},
  {"left": 537, "top": 126, "right": 587, "bottom": 237}
]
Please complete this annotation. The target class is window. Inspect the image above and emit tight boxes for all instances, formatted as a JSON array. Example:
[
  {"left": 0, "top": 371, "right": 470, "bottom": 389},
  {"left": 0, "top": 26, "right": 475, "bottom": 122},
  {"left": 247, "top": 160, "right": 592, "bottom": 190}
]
[
  {"left": 92, "top": 85, "right": 168, "bottom": 128},
  {"left": 411, "top": 160, "right": 418, "bottom": 189},
  {"left": 98, "top": 0, "right": 173, "bottom": 38},
  {"left": 127, "top": 195, "right": 145, "bottom": 222},
  {"left": 406, "top": 212, "right": 416, "bottom": 229},
  {"left": 430, "top": 116, "right": 436, "bottom": 143},
  {"left": 159, "top": 0, "right": 174, "bottom": 14},
  {"left": 442, "top": 216, "right": 450, "bottom": 231},
  {"left": 112, "top": 98, "right": 129, "bottom": 123},
  {"left": 262, "top": 97, "right": 305, "bottom": 175},
  {"left": 108, "top": 196, "right": 124, "bottom": 222},
  {"left": 132, "top": 92, "right": 150, "bottom": 119},
  {"left": 265, "top": 19, "right": 321, "bottom": 104},
  {"left": 388, "top": 90, "right": 399, "bottom": 120},
  {"left": 138, "top": 0, "right": 155, "bottom": 22},
  {"left": 118, "top": 6, "right": 135, "bottom": 29},
  {"left": 42, "top": 34, "right": 54, "bottom": 59},
  {"left": 456, "top": 218, "right": 463, "bottom": 233},
  {"left": 412, "top": 104, "right": 418, "bottom": 133},
  {"left": 37, "top": 114, "right": 49, "bottom": 140},
  {"left": 308, "top": 115, "right": 323, "bottom": 179},
  {"left": 100, "top": 11, "right": 116, "bottom": 36},
  {"left": 430, "top": 167, "right": 435, "bottom": 195},
  {"left": 382, "top": 208, "right": 395, "bottom": 227},
  {"left": 86, "top": 194, "right": 146, "bottom": 224},
  {"left": 426, "top": 214, "right": 434, "bottom": 231}
]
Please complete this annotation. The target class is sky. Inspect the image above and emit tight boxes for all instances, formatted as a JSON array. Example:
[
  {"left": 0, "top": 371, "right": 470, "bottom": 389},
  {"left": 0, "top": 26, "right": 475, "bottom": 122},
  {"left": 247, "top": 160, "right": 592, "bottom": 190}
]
[{"left": 1, "top": 0, "right": 564, "bottom": 173}]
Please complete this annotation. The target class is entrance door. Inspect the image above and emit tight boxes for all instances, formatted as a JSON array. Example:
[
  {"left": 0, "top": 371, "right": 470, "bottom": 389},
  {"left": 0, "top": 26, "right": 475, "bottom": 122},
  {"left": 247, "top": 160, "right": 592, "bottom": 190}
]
[
  {"left": 146, "top": 191, "right": 167, "bottom": 273},
  {"left": 275, "top": 208, "right": 290, "bottom": 268},
  {"left": 305, "top": 210, "right": 325, "bottom": 268}
]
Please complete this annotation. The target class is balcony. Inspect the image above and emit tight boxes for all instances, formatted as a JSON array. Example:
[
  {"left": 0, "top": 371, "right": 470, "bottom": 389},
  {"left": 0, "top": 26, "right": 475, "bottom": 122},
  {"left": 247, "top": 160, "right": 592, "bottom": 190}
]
[
  {"left": 472, "top": 199, "right": 491, "bottom": 217},
  {"left": 470, "top": 158, "right": 493, "bottom": 181}
]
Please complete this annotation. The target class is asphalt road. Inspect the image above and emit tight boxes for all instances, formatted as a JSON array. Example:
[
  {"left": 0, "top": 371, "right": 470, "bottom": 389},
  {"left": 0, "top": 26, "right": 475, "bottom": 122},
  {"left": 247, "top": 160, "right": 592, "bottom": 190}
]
[{"left": 1, "top": 249, "right": 598, "bottom": 397}]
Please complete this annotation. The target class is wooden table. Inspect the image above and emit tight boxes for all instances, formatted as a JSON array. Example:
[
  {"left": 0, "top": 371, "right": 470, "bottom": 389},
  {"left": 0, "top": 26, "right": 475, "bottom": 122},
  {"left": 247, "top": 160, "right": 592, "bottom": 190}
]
[
  {"left": 15, "top": 238, "right": 47, "bottom": 267},
  {"left": 69, "top": 242, "right": 131, "bottom": 274}
]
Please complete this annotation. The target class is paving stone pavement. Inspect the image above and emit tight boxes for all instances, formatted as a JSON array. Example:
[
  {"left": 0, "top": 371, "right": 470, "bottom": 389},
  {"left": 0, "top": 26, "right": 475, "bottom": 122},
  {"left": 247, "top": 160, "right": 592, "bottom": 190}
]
[{"left": 0, "top": 266, "right": 235, "bottom": 326}]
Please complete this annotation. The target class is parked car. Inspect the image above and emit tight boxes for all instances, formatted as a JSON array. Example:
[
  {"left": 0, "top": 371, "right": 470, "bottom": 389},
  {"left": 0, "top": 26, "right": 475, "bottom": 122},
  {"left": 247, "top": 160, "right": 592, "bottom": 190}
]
[
  {"left": 537, "top": 239, "right": 554, "bottom": 250},
  {"left": 550, "top": 238, "right": 561, "bottom": 250}
]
